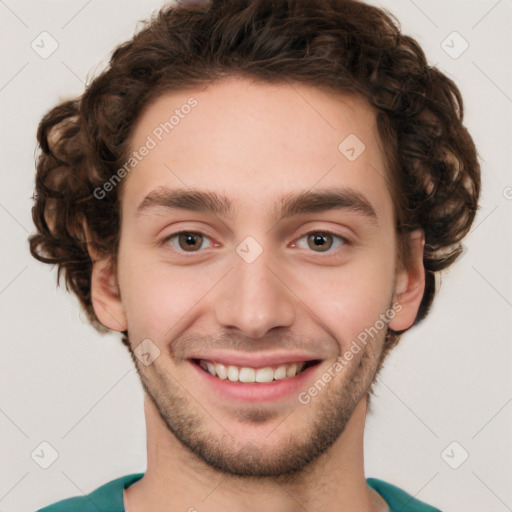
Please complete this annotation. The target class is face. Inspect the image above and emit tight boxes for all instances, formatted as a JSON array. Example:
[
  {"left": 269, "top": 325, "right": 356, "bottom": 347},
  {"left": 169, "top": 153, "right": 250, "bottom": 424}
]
[{"left": 92, "top": 76, "right": 424, "bottom": 479}]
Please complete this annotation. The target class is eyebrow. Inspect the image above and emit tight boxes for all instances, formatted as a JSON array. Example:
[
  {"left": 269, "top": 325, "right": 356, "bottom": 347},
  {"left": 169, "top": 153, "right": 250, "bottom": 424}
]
[{"left": 135, "top": 186, "right": 379, "bottom": 226}]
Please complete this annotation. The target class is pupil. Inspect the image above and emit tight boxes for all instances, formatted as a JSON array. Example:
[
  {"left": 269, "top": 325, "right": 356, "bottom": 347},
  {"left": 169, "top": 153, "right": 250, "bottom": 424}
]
[
  {"left": 180, "top": 233, "right": 201, "bottom": 251},
  {"left": 309, "top": 233, "right": 331, "bottom": 252}
]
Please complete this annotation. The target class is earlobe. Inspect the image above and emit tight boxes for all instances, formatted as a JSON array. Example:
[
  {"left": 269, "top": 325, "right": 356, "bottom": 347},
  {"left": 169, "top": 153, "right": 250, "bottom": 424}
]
[
  {"left": 84, "top": 222, "right": 127, "bottom": 332},
  {"left": 90, "top": 257, "right": 128, "bottom": 332},
  {"left": 388, "top": 229, "right": 426, "bottom": 332}
]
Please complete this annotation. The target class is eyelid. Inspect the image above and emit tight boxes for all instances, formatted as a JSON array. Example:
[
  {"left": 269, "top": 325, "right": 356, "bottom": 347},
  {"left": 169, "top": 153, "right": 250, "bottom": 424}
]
[
  {"left": 161, "top": 228, "right": 350, "bottom": 255},
  {"left": 291, "top": 229, "right": 351, "bottom": 253},
  {"left": 161, "top": 230, "right": 216, "bottom": 252}
]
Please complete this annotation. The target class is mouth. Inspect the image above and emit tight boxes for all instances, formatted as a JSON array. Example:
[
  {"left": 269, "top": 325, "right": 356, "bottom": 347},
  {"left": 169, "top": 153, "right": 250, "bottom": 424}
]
[
  {"left": 191, "top": 358, "right": 321, "bottom": 383},
  {"left": 187, "top": 352, "right": 325, "bottom": 402}
]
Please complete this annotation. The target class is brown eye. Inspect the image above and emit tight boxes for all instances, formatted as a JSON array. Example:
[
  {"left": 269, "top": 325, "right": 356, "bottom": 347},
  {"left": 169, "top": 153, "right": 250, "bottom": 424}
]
[
  {"left": 178, "top": 232, "right": 204, "bottom": 251},
  {"left": 292, "top": 230, "right": 349, "bottom": 254},
  {"left": 163, "top": 231, "right": 212, "bottom": 253},
  {"left": 306, "top": 232, "right": 333, "bottom": 252}
]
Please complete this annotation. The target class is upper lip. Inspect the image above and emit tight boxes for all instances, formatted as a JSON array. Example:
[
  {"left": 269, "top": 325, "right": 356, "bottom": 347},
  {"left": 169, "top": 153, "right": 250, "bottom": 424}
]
[{"left": 189, "top": 352, "right": 321, "bottom": 368}]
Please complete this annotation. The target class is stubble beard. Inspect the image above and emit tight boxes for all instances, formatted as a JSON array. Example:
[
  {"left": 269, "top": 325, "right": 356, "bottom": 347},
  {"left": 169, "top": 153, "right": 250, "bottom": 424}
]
[{"left": 126, "top": 325, "right": 389, "bottom": 485}]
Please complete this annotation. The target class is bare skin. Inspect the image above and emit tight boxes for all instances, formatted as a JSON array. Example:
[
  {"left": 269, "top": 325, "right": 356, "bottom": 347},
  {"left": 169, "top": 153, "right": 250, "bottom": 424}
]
[{"left": 90, "top": 76, "right": 425, "bottom": 512}]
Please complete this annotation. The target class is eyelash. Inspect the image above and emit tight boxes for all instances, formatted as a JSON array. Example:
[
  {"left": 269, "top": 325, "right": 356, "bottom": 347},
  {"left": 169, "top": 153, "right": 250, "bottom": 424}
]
[
  {"left": 292, "top": 229, "right": 350, "bottom": 253},
  {"left": 161, "top": 229, "right": 350, "bottom": 255}
]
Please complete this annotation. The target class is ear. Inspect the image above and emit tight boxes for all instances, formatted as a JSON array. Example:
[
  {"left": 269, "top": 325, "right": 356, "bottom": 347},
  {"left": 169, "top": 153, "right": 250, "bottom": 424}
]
[
  {"left": 388, "top": 229, "right": 425, "bottom": 332},
  {"left": 84, "top": 222, "right": 127, "bottom": 332},
  {"left": 90, "top": 256, "right": 127, "bottom": 332}
]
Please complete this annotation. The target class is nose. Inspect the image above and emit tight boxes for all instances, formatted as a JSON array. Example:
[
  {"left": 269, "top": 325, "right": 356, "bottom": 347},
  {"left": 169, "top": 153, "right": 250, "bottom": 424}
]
[{"left": 213, "top": 249, "right": 296, "bottom": 339}]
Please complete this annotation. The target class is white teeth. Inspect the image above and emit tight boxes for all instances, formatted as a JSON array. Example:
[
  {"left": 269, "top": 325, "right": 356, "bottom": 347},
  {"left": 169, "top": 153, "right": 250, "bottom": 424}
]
[
  {"left": 227, "top": 366, "right": 239, "bottom": 382},
  {"left": 215, "top": 363, "right": 227, "bottom": 380},
  {"left": 273, "top": 365, "right": 287, "bottom": 380},
  {"left": 286, "top": 363, "right": 297, "bottom": 377},
  {"left": 198, "top": 360, "right": 308, "bottom": 383},
  {"left": 255, "top": 367, "right": 274, "bottom": 383},
  {"left": 238, "top": 367, "right": 255, "bottom": 383}
]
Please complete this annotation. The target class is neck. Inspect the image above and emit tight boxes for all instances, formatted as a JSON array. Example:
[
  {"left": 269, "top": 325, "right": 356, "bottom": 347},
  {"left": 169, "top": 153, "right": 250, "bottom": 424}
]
[{"left": 123, "top": 394, "right": 388, "bottom": 512}]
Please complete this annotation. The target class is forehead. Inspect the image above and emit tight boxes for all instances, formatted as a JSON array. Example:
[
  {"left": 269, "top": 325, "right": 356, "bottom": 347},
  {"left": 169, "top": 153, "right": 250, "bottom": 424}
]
[{"left": 123, "top": 76, "right": 393, "bottom": 226}]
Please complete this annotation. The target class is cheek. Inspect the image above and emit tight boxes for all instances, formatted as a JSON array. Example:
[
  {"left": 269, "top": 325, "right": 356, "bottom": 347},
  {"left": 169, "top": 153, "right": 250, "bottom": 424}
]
[
  {"left": 117, "top": 255, "right": 218, "bottom": 341},
  {"left": 116, "top": 225, "right": 397, "bottom": 347},
  {"left": 296, "top": 254, "right": 394, "bottom": 348}
]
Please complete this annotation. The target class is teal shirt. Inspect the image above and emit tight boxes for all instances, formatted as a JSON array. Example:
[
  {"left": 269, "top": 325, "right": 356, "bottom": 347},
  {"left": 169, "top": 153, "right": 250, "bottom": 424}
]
[{"left": 35, "top": 473, "right": 442, "bottom": 511}]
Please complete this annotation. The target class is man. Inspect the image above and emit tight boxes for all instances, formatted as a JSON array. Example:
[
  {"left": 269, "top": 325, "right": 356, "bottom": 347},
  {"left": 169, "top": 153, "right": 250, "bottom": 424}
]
[{"left": 30, "top": 0, "right": 480, "bottom": 510}]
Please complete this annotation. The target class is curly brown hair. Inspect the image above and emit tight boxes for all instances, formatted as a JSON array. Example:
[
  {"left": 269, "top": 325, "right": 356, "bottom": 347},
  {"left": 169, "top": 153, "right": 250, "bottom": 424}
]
[{"left": 30, "top": 0, "right": 481, "bottom": 359}]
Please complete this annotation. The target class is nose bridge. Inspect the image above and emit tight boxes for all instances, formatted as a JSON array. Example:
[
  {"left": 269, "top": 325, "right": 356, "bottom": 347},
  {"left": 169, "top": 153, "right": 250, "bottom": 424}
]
[{"left": 215, "top": 240, "right": 296, "bottom": 338}]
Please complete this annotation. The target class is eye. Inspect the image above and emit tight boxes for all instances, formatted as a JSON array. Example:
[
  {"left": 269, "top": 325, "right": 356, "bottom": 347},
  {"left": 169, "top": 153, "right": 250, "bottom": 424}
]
[
  {"left": 163, "top": 231, "right": 213, "bottom": 252},
  {"left": 292, "top": 230, "right": 349, "bottom": 253}
]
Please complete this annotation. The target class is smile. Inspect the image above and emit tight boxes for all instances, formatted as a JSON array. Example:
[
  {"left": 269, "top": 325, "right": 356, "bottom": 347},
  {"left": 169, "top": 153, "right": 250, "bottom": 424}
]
[{"left": 195, "top": 359, "right": 319, "bottom": 383}]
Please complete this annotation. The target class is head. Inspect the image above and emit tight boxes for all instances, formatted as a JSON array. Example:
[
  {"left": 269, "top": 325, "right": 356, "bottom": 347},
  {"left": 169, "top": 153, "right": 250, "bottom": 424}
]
[{"left": 30, "top": 0, "right": 480, "bottom": 479}]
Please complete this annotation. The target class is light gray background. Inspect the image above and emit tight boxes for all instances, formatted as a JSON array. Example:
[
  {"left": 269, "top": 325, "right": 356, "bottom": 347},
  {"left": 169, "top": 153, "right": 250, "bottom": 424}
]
[{"left": 1, "top": 1, "right": 511, "bottom": 511}]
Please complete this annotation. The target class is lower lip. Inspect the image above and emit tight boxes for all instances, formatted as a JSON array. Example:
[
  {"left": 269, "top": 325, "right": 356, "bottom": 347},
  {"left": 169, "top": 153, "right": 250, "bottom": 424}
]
[{"left": 188, "top": 360, "right": 321, "bottom": 403}]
